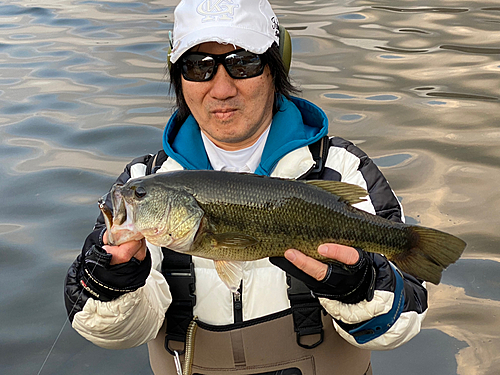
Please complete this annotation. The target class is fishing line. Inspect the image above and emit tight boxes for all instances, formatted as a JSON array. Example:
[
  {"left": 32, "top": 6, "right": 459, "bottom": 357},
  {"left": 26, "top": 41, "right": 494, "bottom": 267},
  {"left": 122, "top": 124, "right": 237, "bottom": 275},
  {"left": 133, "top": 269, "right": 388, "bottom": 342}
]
[{"left": 36, "top": 258, "right": 99, "bottom": 375}]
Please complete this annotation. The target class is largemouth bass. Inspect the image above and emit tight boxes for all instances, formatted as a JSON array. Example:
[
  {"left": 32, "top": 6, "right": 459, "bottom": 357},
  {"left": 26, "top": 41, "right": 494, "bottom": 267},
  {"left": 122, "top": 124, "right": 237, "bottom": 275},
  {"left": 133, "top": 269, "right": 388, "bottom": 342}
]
[{"left": 101, "top": 170, "right": 466, "bottom": 292}]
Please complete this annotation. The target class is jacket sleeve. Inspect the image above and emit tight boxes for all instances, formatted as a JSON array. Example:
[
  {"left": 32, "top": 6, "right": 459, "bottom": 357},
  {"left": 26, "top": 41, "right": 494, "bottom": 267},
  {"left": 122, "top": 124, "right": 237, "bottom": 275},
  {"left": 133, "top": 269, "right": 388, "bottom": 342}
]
[
  {"left": 318, "top": 137, "right": 428, "bottom": 350},
  {"left": 64, "top": 154, "right": 173, "bottom": 349}
]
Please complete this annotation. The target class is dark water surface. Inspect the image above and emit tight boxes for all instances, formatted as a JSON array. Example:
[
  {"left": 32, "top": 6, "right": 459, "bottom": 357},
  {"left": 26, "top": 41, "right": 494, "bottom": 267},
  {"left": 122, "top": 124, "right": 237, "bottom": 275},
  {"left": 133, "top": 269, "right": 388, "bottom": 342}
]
[{"left": 1, "top": 1, "right": 499, "bottom": 374}]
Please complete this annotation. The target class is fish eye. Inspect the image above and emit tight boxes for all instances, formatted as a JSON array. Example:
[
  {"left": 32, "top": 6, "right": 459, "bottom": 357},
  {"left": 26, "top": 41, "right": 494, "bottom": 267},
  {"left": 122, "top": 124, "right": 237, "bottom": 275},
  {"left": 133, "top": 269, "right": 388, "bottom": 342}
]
[{"left": 134, "top": 186, "right": 147, "bottom": 198}]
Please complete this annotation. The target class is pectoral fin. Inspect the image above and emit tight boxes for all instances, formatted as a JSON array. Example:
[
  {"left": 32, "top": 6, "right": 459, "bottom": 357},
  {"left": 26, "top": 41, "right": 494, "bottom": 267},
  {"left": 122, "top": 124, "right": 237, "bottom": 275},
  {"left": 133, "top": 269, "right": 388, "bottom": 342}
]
[{"left": 214, "top": 260, "right": 244, "bottom": 294}]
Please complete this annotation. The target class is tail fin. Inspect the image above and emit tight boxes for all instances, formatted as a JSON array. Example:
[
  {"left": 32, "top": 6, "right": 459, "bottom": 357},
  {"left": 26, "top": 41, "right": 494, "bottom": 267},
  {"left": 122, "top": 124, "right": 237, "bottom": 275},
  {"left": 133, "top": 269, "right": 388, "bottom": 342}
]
[{"left": 393, "top": 226, "right": 466, "bottom": 284}]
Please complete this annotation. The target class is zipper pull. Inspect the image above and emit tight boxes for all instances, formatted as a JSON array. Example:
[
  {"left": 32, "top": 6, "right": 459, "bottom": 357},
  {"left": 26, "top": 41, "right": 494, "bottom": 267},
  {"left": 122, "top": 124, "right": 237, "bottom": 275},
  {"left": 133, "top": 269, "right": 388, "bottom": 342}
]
[{"left": 233, "top": 283, "right": 243, "bottom": 323}]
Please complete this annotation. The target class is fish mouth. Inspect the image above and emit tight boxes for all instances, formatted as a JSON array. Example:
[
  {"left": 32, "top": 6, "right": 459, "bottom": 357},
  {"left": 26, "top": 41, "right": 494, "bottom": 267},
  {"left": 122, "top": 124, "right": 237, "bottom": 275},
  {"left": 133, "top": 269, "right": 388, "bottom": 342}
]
[
  {"left": 98, "top": 194, "right": 113, "bottom": 226},
  {"left": 98, "top": 184, "right": 142, "bottom": 246},
  {"left": 111, "top": 185, "right": 127, "bottom": 226}
]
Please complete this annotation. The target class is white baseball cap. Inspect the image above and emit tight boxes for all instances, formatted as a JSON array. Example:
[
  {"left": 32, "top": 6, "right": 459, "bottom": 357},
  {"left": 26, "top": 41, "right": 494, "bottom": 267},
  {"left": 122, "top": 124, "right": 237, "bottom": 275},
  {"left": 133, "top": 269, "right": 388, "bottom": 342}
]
[{"left": 169, "top": 0, "right": 280, "bottom": 64}]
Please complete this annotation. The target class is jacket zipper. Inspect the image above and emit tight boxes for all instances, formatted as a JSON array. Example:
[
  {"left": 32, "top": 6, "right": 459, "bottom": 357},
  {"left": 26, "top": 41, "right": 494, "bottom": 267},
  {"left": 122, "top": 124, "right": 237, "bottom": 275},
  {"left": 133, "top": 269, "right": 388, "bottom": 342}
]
[{"left": 233, "top": 283, "right": 243, "bottom": 323}]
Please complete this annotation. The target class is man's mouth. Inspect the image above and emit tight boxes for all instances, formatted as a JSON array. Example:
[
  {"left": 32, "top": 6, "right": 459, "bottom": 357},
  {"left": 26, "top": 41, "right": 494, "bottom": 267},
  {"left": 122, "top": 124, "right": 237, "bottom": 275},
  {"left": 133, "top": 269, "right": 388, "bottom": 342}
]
[{"left": 211, "top": 108, "right": 237, "bottom": 120}]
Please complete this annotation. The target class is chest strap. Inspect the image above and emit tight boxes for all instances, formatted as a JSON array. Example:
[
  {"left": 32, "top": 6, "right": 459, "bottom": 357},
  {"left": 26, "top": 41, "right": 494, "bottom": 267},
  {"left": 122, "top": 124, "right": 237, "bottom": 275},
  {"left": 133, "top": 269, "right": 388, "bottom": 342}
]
[
  {"left": 145, "top": 149, "right": 168, "bottom": 175},
  {"left": 161, "top": 250, "right": 196, "bottom": 356},
  {"left": 305, "top": 135, "right": 329, "bottom": 180},
  {"left": 287, "top": 274, "right": 324, "bottom": 349},
  {"left": 289, "top": 135, "right": 329, "bottom": 348}
]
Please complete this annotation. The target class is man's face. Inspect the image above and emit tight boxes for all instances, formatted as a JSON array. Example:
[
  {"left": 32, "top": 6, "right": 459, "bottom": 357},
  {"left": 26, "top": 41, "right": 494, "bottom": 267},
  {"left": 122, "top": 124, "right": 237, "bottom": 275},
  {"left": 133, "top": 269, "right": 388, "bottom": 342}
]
[{"left": 181, "top": 42, "right": 275, "bottom": 151}]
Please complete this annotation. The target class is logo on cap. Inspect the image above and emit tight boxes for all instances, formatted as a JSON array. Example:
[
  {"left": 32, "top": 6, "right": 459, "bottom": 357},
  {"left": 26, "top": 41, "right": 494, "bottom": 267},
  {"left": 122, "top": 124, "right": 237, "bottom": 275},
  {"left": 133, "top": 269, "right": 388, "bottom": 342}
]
[{"left": 197, "top": 0, "right": 239, "bottom": 22}]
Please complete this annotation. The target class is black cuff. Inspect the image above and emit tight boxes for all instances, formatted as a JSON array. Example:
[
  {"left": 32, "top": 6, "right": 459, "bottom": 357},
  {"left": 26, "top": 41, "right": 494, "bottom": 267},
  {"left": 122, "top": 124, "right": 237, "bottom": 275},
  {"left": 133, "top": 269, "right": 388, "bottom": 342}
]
[{"left": 80, "top": 245, "right": 152, "bottom": 302}]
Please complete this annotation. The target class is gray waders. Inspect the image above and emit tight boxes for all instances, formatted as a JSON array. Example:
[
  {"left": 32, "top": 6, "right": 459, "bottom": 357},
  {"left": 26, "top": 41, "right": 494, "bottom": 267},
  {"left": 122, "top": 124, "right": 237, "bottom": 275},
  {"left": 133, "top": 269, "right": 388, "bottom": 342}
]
[
  {"left": 147, "top": 249, "right": 372, "bottom": 375},
  {"left": 147, "top": 311, "right": 372, "bottom": 375}
]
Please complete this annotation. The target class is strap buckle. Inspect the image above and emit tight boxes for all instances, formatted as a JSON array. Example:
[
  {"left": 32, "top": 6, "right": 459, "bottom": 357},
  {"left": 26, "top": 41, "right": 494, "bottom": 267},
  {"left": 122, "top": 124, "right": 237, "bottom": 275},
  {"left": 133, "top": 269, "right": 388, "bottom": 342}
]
[
  {"left": 163, "top": 262, "right": 196, "bottom": 306},
  {"left": 296, "top": 326, "right": 324, "bottom": 349},
  {"left": 310, "top": 155, "right": 324, "bottom": 177}
]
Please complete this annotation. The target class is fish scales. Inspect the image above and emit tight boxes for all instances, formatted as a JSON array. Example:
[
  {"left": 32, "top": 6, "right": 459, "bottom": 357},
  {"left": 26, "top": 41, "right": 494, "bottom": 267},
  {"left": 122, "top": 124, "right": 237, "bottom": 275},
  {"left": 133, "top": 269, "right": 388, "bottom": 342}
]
[{"left": 172, "top": 171, "right": 414, "bottom": 260}]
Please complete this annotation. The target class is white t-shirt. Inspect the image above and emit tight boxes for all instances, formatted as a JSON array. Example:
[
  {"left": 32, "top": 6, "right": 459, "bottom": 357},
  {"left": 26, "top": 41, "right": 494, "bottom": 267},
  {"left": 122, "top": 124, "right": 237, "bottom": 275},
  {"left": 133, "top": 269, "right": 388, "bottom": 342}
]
[{"left": 201, "top": 125, "right": 271, "bottom": 173}]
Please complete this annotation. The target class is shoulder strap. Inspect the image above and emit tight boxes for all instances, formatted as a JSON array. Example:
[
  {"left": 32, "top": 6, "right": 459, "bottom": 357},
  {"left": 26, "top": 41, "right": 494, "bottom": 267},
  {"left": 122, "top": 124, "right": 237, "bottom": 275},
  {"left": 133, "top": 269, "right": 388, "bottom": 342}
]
[
  {"left": 306, "top": 135, "right": 330, "bottom": 180},
  {"left": 161, "top": 248, "right": 195, "bottom": 356},
  {"left": 287, "top": 275, "right": 325, "bottom": 350},
  {"left": 145, "top": 149, "right": 168, "bottom": 175},
  {"left": 286, "top": 135, "right": 329, "bottom": 348},
  {"left": 147, "top": 150, "right": 195, "bottom": 356}
]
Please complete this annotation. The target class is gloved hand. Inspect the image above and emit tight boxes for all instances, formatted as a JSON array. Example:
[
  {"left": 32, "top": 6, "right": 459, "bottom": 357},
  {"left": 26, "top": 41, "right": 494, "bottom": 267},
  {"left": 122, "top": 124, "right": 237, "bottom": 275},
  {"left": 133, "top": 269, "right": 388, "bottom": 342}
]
[
  {"left": 79, "top": 244, "right": 152, "bottom": 301},
  {"left": 270, "top": 247, "right": 375, "bottom": 304}
]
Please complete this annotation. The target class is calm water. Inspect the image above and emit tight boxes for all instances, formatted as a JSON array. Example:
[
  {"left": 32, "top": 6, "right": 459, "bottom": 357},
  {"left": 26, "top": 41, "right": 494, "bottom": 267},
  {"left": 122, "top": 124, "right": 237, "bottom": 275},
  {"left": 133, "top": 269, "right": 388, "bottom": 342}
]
[{"left": 1, "top": 0, "right": 499, "bottom": 374}]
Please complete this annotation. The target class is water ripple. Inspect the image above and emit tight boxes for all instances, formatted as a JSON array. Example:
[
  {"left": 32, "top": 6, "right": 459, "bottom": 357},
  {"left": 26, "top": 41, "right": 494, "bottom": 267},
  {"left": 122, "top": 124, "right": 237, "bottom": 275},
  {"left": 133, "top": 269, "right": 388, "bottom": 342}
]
[
  {"left": 373, "top": 6, "right": 469, "bottom": 14},
  {"left": 376, "top": 46, "right": 429, "bottom": 54},
  {"left": 397, "top": 28, "right": 431, "bottom": 35},
  {"left": 373, "top": 153, "right": 414, "bottom": 168},
  {"left": 0, "top": 4, "right": 53, "bottom": 18},
  {"left": 426, "top": 91, "right": 498, "bottom": 101},
  {"left": 440, "top": 44, "right": 500, "bottom": 55}
]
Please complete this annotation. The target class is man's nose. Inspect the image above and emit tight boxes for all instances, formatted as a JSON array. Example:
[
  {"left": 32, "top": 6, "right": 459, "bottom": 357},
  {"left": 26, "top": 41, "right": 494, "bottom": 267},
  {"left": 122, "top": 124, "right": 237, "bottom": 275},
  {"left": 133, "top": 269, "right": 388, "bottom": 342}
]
[{"left": 209, "top": 64, "right": 238, "bottom": 99}]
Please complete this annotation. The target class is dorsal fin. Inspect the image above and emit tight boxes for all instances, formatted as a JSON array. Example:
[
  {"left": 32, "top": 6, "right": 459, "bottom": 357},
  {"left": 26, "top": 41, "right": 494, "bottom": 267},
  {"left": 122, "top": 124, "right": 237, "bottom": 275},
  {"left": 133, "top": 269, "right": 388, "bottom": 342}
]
[{"left": 305, "top": 180, "right": 368, "bottom": 205}]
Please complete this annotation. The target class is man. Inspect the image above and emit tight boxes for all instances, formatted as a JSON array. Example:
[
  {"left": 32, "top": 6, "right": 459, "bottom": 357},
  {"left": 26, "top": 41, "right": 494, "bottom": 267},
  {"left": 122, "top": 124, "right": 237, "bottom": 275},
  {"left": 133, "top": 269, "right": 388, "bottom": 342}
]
[{"left": 64, "top": 0, "right": 428, "bottom": 374}]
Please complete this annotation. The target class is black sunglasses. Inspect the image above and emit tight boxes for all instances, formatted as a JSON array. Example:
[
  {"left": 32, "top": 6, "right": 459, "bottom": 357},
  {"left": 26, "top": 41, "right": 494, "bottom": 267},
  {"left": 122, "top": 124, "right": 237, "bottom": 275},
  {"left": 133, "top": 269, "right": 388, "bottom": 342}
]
[{"left": 180, "top": 49, "right": 267, "bottom": 82}]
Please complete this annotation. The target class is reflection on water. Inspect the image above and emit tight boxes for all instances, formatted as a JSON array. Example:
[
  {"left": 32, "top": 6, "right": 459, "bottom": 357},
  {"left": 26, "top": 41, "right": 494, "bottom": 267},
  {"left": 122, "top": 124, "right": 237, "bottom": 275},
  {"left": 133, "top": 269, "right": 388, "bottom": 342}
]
[
  {"left": 426, "top": 281, "right": 500, "bottom": 375},
  {"left": 1, "top": 0, "right": 499, "bottom": 374}
]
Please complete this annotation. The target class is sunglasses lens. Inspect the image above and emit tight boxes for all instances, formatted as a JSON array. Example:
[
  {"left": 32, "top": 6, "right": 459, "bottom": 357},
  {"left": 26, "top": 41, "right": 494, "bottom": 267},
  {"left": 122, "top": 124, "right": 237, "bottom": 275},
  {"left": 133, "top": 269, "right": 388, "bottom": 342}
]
[
  {"left": 225, "top": 51, "right": 265, "bottom": 78},
  {"left": 181, "top": 50, "right": 265, "bottom": 82},
  {"left": 181, "top": 54, "right": 215, "bottom": 81}
]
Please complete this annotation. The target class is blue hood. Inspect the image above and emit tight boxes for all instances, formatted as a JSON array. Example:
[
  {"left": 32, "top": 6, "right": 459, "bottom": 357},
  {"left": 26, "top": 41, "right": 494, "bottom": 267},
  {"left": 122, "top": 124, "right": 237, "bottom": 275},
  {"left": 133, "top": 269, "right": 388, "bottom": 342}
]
[{"left": 162, "top": 96, "right": 329, "bottom": 176}]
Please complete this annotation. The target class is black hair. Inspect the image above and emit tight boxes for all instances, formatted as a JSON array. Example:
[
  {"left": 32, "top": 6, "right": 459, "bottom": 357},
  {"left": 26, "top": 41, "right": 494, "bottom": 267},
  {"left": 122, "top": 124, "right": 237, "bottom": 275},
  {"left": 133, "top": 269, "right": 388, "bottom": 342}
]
[{"left": 168, "top": 43, "right": 300, "bottom": 124}]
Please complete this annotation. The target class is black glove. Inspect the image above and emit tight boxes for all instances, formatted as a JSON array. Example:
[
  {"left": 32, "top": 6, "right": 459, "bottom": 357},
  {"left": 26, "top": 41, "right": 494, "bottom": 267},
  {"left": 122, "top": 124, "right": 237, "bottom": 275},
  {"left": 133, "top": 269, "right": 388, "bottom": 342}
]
[
  {"left": 79, "top": 244, "right": 152, "bottom": 302},
  {"left": 269, "top": 248, "right": 375, "bottom": 304}
]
